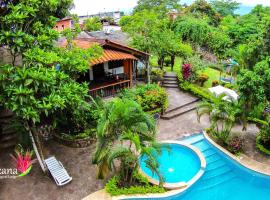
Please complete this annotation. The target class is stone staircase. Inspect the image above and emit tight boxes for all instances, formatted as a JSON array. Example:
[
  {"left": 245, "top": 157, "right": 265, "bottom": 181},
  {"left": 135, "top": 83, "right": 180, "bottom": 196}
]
[
  {"left": 162, "top": 72, "right": 178, "bottom": 88},
  {"left": 0, "top": 110, "right": 17, "bottom": 149},
  {"left": 161, "top": 98, "right": 199, "bottom": 120}
]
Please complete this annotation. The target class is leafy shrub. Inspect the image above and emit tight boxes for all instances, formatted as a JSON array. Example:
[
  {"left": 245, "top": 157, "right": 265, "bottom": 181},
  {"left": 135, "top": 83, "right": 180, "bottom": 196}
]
[
  {"left": 164, "top": 57, "right": 171, "bottom": 66},
  {"left": 119, "top": 84, "right": 168, "bottom": 114},
  {"left": 227, "top": 136, "right": 244, "bottom": 154},
  {"left": 256, "top": 137, "right": 270, "bottom": 156},
  {"left": 59, "top": 128, "right": 96, "bottom": 140},
  {"left": 212, "top": 80, "right": 219, "bottom": 87},
  {"left": 197, "top": 73, "right": 209, "bottom": 86},
  {"left": 179, "top": 80, "right": 212, "bottom": 101},
  {"left": 105, "top": 176, "right": 165, "bottom": 196},
  {"left": 151, "top": 69, "right": 164, "bottom": 83}
]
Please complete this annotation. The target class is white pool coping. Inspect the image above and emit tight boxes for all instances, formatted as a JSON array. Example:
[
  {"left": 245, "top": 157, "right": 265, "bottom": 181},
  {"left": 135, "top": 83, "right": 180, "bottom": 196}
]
[
  {"left": 203, "top": 131, "right": 270, "bottom": 176},
  {"left": 138, "top": 140, "right": 206, "bottom": 190}
]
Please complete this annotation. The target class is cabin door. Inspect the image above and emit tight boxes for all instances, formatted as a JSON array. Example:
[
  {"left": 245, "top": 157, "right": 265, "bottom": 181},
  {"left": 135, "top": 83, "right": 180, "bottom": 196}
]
[{"left": 92, "top": 64, "right": 105, "bottom": 82}]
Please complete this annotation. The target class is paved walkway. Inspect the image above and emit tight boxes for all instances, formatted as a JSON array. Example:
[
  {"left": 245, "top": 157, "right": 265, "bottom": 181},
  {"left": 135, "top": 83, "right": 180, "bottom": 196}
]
[{"left": 165, "top": 88, "right": 197, "bottom": 111}]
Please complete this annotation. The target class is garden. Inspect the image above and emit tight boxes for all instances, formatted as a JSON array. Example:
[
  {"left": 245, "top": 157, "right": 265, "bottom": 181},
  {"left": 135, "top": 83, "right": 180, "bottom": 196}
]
[{"left": 1, "top": 0, "right": 270, "bottom": 199}]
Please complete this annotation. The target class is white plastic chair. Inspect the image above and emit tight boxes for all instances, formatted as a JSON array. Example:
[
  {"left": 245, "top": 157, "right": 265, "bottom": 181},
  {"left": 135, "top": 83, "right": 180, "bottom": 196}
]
[{"left": 44, "top": 156, "right": 72, "bottom": 186}]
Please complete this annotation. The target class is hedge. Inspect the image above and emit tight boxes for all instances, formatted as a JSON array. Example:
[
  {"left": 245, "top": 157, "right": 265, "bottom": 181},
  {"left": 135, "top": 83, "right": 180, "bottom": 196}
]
[{"left": 105, "top": 176, "right": 165, "bottom": 196}]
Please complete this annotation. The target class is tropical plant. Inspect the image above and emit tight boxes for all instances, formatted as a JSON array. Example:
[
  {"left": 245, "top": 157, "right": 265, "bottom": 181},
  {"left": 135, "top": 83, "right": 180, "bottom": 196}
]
[
  {"left": 182, "top": 64, "right": 192, "bottom": 81},
  {"left": 197, "top": 95, "right": 242, "bottom": 144},
  {"left": 10, "top": 145, "right": 35, "bottom": 175},
  {"left": 92, "top": 98, "right": 163, "bottom": 186},
  {"left": 256, "top": 123, "right": 270, "bottom": 155}
]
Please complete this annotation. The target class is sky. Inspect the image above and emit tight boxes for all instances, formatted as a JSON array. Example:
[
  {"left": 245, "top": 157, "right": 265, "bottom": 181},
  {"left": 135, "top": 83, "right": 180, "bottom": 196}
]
[{"left": 71, "top": 0, "right": 270, "bottom": 16}]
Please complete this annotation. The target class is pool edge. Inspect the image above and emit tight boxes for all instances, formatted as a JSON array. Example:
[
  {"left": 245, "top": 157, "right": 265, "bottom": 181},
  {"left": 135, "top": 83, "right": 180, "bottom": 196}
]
[
  {"left": 202, "top": 131, "right": 270, "bottom": 176},
  {"left": 116, "top": 140, "right": 206, "bottom": 200}
]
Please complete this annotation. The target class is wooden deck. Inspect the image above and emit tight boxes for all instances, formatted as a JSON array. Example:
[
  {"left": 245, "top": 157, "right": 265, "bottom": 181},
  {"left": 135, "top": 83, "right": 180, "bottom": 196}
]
[{"left": 89, "top": 79, "right": 131, "bottom": 98}]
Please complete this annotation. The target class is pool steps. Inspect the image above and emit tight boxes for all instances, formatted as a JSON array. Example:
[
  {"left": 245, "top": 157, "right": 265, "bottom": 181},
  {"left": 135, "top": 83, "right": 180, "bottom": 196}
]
[{"left": 181, "top": 134, "right": 237, "bottom": 191}]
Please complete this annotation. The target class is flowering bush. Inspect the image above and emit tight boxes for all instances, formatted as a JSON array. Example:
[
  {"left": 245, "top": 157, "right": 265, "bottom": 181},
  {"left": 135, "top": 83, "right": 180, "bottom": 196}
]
[
  {"left": 11, "top": 145, "right": 34, "bottom": 175},
  {"left": 212, "top": 80, "right": 219, "bottom": 87},
  {"left": 182, "top": 64, "right": 192, "bottom": 81},
  {"left": 119, "top": 84, "right": 168, "bottom": 114},
  {"left": 197, "top": 73, "right": 209, "bottom": 86},
  {"left": 227, "top": 136, "right": 244, "bottom": 154}
]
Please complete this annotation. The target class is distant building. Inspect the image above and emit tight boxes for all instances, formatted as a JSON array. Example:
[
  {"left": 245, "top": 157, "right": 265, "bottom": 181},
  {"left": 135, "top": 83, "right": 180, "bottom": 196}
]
[
  {"left": 79, "top": 11, "right": 123, "bottom": 24},
  {"left": 54, "top": 17, "right": 72, "bottom": 32}
]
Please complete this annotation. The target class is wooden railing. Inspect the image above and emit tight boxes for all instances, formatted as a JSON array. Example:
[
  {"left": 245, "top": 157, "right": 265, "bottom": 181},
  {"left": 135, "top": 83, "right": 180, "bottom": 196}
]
[{"left": 89, "top": 80, "right": 131, "bottom": 98}]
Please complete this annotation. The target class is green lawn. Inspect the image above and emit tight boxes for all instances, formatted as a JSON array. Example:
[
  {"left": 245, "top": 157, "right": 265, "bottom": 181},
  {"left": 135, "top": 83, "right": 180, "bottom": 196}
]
[
  {"left": 150, "top": 55, "right": 182, "bottom": 73},
  {"left": 201, "top": 67, "right": 222, "bottom": 88}
]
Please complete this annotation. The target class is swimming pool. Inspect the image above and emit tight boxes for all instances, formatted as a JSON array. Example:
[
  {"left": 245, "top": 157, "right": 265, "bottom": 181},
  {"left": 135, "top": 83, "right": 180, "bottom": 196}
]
[
  {"left": 140, "top": 142, "right": 204, "bottom": 187},
  {"left": 127, "top": 134, "right": 270, "bottom": 200}
]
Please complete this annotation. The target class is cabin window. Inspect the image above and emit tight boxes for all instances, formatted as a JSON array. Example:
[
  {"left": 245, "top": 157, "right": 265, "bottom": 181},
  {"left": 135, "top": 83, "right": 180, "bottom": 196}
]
[{"left": 108, "top": 60, "right": 123, "bottom": 69}]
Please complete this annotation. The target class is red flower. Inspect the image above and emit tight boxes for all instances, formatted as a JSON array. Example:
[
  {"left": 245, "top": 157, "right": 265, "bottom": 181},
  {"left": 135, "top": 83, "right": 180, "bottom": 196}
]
[{"left": 10, "top": 146, "right": 34, "bottom": 174}]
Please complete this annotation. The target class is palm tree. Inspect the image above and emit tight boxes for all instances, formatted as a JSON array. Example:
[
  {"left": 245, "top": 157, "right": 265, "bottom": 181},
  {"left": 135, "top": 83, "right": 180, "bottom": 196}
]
[
  {"left": 197, "top": 95, "right": 242, "bottom": 144},
  {"left": 92, "top": 98, "right": 163, "bottom": 185}
]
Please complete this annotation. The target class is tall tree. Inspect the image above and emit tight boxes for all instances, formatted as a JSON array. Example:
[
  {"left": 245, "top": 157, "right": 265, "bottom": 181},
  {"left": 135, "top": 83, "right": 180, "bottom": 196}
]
[
  {"left": 0, "top": 0, "right": 73, "bottom": 65},
  {"left": 210, "top": 0, "right": 240, "bottom": 16},
  {"left": 134, "top": 0, "right": 181, "bottom": 14},
  {"left": 0, "top": 0, "right": 101, "bottom": 171}
]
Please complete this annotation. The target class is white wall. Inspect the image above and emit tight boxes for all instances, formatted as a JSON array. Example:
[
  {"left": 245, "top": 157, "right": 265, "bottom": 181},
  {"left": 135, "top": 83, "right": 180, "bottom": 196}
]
[{"left": 104, "top": 62, "right": 124, "bottom": 74}]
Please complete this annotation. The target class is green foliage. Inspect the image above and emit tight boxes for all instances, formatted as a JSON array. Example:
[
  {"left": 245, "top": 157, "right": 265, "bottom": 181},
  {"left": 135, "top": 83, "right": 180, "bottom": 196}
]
[
  {"left": 210, "top": 0, "right": 240, "bottom": 17},
  {"left": 0, "top": 0, "right": 73, "bottom": 65},
  {"left": 120, "top": 10, "right": 190, "bottom": 69},
  {"left": 197, "top": 73, "right": 209, "bottom": 86},
  {"left": 208, "top": 29, "right": 232, "bottom": 58},
  {"left": 237, "top": 69, "right": 266, "bottom": 115},
  {"left": 84, "top": 17, "right": 102, "bottom": 32},
  {"left": 92, "top": 98, "right": 162, "bottom": 185},
  {"left": 119, "top": 84, "right": 168, "bottom": 114},
  {"left": 184, "top": 0, "right": 222, "bottom": 26},
  {"left": 197, "top": 95, "right": 243, "bottom": 144},
  {"left": 151, "top": 69, "right": 164, "bottom": 83},
  {"left": 174, "top": 16, "right": 212, "bottom": 45},
  {"left": 256, "top": 125, "right": 270, "bottom": 155},
  {"left": 134, "top": 0, "right": 180, "bottom": 14},
  {"left": 59, "top": 128, "right": 96, "bottom": 140},
  {"left": 0, "top": 65, "right": 91, "bottom": 126},
  {"left": 105, "top": 175, "right": 165, "bottom": 196},
  {"left": 179, "top": 81, "right": 212, "bottom": 101}
]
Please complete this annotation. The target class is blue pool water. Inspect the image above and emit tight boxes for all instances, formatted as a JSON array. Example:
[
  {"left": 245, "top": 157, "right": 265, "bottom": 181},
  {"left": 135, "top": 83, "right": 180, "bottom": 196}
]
[
  {"left": 140, "top": 144, "right": 201, "bottom": 183},
  {"left": 129, "top": 134, "right": 270, "bottom": 200}
]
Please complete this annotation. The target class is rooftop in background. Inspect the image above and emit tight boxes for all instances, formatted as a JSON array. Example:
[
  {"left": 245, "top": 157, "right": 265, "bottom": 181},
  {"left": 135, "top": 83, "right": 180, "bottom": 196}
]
[{"left": 84, "top": 30, "right": 130, "bottom": 45}]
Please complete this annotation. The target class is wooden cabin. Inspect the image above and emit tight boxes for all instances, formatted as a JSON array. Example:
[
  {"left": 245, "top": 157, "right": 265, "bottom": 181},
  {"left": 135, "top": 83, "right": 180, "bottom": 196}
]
[{"left": 59, "top": 38, "right": 150, "bottom": 98}]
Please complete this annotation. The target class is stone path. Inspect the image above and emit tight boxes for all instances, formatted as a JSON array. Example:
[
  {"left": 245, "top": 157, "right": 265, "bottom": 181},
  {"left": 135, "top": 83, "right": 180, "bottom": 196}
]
[{"left": 165, "top": 88, "right": 198, "bottom": 112}]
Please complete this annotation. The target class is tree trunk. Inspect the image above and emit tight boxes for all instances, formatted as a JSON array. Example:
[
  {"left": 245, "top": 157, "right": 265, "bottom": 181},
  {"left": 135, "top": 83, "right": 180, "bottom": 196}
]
[
  {"left": 25, "top": 122, "right": 46, "bottom": 172},
  {"left": 170, "top": 55, "right": 175, "bottom": 72}
]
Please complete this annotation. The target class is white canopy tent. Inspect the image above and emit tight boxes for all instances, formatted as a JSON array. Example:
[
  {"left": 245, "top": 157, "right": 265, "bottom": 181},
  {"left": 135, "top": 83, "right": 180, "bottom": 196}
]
[{"left": 208, "top": 85, "right": 238, "bottom": 102}]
